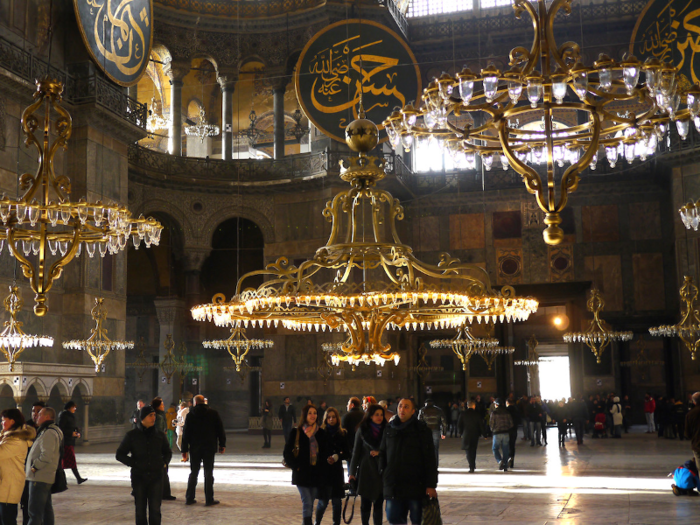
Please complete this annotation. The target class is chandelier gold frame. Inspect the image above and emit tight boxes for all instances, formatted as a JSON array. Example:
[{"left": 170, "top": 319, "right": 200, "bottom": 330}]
[
  {"left": 385, "top": 0, "right": 692, "bottom": 246},
  {"left": 63, "top": 298, "right": 134, "bottom": 372},
  {"left": 514, "top": 334, "right": 540, "bottom": 367},
  {"left": 0, "top": 285, "right": 53, "bottom": 371},
  {"left": 184, "top": 106, "right": 220, "bottom": 143},
  {"left": 7, "top": 78, "right": 162, "bottom": 316},
  {"left": 203, "top": 321, "right": 273, "bottom": 372},
  {"left": 650, "top": 276, "right": 700, "bottom": 360},
  {"left": 192, "top": 114, "right": 538, "bottom": 365},
  {"left": 564, "top": 289, "right": 632, "bottom": 363},
  {"left": 430, "top": 321, "right": 512, "bottom": 371}
]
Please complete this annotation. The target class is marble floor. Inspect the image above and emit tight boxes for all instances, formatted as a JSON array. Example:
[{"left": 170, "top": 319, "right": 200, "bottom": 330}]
[{"left": 51, "top": 427, "right": 698, "bottom": 524}]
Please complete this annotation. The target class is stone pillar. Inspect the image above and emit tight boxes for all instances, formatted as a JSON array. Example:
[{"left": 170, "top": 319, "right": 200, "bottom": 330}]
[
  {"left": 81, "top": 396, "right": 92, "bottom": 446},
  {"left": 164, "top": 60, "right": 190, "bottom": 156},
  {"left": 217, "top": 73, "right": 237, "bottom": 161},
  {"left": 272, "top": 76, "right": 290, "bottom": 160},
  {"left": 154, "top": 298, "right": 187, "bottom": 407},
  {"left": 183, "top": 249, "right": 210, "bottom": 392},
  {"left": 128, "top": 84, "right": 137, "bottom": 101}
]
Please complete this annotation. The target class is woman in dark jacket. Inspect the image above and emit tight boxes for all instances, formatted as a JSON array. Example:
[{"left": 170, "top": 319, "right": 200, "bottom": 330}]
[
  {"left": 284, "top": 404, "right": 330, "bottom": 525},
  {"left": 348, "top": 404, "right": 386, "bottom": 525},
  {"left": 261, "top": 400, "right": 273, "bottom": 449},
  {"left": 57, "top": 401, "right": 87, "bottom": 484},
  {"left": 317, "top": 407, "right": 349, "bottom": 525}
]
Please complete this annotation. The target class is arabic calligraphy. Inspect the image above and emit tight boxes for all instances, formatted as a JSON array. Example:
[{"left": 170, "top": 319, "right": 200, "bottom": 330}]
[
  {"left": 74, "top": 0, "right": 152, "bottom": 86},
  {"left": 296, "top": 20, "right": 421, "bottom": 143},
  {"left": 632, "top": 0, "right": 700, "bottom": 85}
]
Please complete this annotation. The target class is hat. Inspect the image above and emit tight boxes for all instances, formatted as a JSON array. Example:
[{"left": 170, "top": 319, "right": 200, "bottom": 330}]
[{"left": 140, "top": 405, "right": 155, "bottom": 421}]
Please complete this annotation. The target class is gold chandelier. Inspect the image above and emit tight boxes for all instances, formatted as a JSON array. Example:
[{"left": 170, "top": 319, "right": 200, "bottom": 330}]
[
  {"left": 202, "top": 320, "right": 273, "bottom": 372},
  {"left": 63, "top": 297, "right": 134, "bottom": 371},
  {"left": 430, "top": 322, "right": 513, "bottom": 371},
  {"left": 385, "top": 0, "right": 691, "bottom": 246},
  {"left": 321, "top": 339, "right": 400, "bottom": 369},
  {"left": 6, "top": 78, "right": 162, "bottom": 316},
  {"left": 184, "top": 106, "right": 220, "bottom": 143},
  {"left": 192, "top": 111, "right": 538, "bottom": 365},
  {"left": 564, "top": 289, "right": 632, "bottom": 363},
  {"left": 146, "top": 96, "right": 170, "bottom": 134},
  {"left": 650, "top": 276, "right": 700, "bottom": 360},
  {"left": 514, "top": 334, "right": 540, "bottom": 367},
  {"left": 0, "top": 286, "right": 53, "bottom": 371}
]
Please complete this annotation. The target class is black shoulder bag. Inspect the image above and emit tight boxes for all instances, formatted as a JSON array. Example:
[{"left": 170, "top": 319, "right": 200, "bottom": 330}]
[
  {"left": 51, "top": 428, "right": 68, "bottom": 494},
  {"left": 282, "top": 428, "right": 300, "bottom": 469}
]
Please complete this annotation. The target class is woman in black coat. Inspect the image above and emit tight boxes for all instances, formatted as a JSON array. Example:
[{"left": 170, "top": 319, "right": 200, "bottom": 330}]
[
  {"left": 348, "top": 404, "right": 386, "bottom": 525},
  {"left": 317, "top": 407, "right": 349, "bottom": 525},
  {"left": 284, "top": 404, "right": 330, "bottom": 525},
  {"left": 57, "top": 401, "right": 87, "bottom": 483}
]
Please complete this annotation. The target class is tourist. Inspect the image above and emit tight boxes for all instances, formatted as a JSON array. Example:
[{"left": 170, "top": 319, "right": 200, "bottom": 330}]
[
  {"left": 489, "top": 399, "right": 513, "bottom": 472},
  {"left": 317, "top": 401, "right": 327, "bottom": 424},
  {"left": 317, "top": 407, "right": 349, "bottom": 525},
  {"left": 131, "top": 400, "right": 145, "bottom": 430},
  {"left": 362, "top": 396, "right": 377, "bottom": 412},
  {"left": 0, "top": 408, "right": 35, "bottom": 525},
  {"left": 644, "top": 393, "right": 656, "bottom": 434},
  {"left": 278, "top": 396, "right": 297, "bottom": 444},
  {"left": 449, "top": 403, "right": 460, "bottom": 438},
  {"left": 26, "top": 408, "right": 62, "bottom": 525},
  {"left": 57, "top": 401, "right": 87, "bottom": 484},
  {"left": 610, "top": 397, "right": 623, "bottom": 438},
  {"left": 342, "top": 397, "right": 363, "bottom": 462},
  {"left": 517, "top": 395, "right": 530, "bottom": 441},
  {"left": 283, "top": 404, "right": 329, "bottom": 525},
  {"left": 539, "top": 396, "right": 549, "bottom": 445},
  {"left": 417, "top": 399, "right": 447, "bottom": 464},
  {"left": 554, "top": 400, "right": 569, "bottom": 446},
  {"left": 165, "top": 404, "right": 177, "bottom": 448},
  {"left": 684, "top": 392, "right": 700, "bottom": 469},
  {"left": 459, "top": 399, "right": 483, "bottom": 472},
  {"left": 571, "top": 396, "right": 588, "bottom": 445},
  {"left": 349, "top": 405, "right": 386, "bottom": 525},
  {"left": 527, "top": 397, "right": 543, "bottom": 446},
  {"left": 152, "top": 398, "right": 175, "bottom": 501},
  {"left": 505, "top": 399, "right": 521, "bottom": 467},
  {"left": 380, "top": 398, "right": 437, "bottom": 524},
  {"left": 175, "top": 401, "right": 189, "bottom": 451},
  {"left": 20, "top": 402, "right": 45, "bottom": 523},
  {"left": 261, "top": 400, "right": 273, "bottom": 449},
  {"left": 181, "top": 395, "right": 226, "bottom": 506},
  {"left": 116, "top": 405, "right": 172, "bottom": 525},
  {"left": 674, "top": 398, "right": 686, "bottom": 440},
  {"left": 622, "top": 395, "right": 632, "bottom": 433}
]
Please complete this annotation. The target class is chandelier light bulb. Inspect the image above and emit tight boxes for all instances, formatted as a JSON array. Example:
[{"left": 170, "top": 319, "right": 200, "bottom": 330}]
[
  {"left": 605, "top": 145, "right": 618, "bottom": 168},
  {"left": 598, "top": 68, "right": 612, "bottom": 91},
  {"left": 676, "top": 119, "right": 690, "bottom": 140},
  {"left": 622, "top": 62, "right": 640, "bottom": 94},
  {"left": 552, "top": 80, "right": 567, "bottom": 104},
  {"left": 526, "top": 77, "right": 543, "bottom": 108},
  {"left": 573, "top": 71, "right": 588, "bottom": 100}
]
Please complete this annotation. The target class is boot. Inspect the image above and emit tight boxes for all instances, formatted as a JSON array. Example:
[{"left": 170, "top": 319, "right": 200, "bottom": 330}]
[
  {"left": 304, "top": 517, "right": 313, "bottom": 525},
  {"left": 71, "top": 468, "right": 88, "bottom": 484}
]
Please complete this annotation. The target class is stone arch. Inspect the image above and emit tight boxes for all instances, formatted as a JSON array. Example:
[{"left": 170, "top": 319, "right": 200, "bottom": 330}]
[
  {"left": 71, "top": 379, "right": 92, "bottom": 398},
  {"left": 48, "top": 378, "right": 70, "bottom": 398},
  {"left": 240, "top": 54, "right": 268, "bottom": 72},
  {"left": 152, "top": 43, "right": 173, "bottom": 64},
  {"left": 0, "top": 380, "right": 17, "bottom": 399},
  {"left": 134, "top": 199, "right": 195, "bottom": 247},
  {"left": 201, "top": 205, "right": 275, "bottom": 247},
  {"left": 25, "top": 378, "right": 47, "bottom": 398},
  {"left": 186, "top": 97, "right": 204, "bottom": 120}
]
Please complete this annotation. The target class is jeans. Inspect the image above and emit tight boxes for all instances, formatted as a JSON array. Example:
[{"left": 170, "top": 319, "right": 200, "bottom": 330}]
[
  {"left": 0, "top": 502, "right": 18, "bottom": 525},
  {"left": 316, "top": 496, "right": 341, "bottom": 524},
  {"left": 263, "top": 428, "right": 272, "bottom": 447},
  {"left": 492, "top": 433, "right": 509, "bottom": 465},
  {"left": 645, "top": 413, "right": 655, "bottom": 433},
  {"left": 360, "top": 496, "right": 383, "bottom": 525},
  {"left": 385, "top": 498, "right": 422, "bottom": 524},
  {"left": 431, "top": 429, "right": 441, "bottom": 465},
  {"left": 529, "top": 421, "right": 542, "bottom": 445},
  {"left": 573, "top": 419, "right": 586, "bottom": 444},
  {"left": 297, "top": 486, "right": 320, "bottom": 519},
  {"left": 522, "top": 421, "right": 530, "bottom": 440},
  {"left": 27, "top": 481, "right": 53, "bottom": 525},
  {"left": 133, "top": 476, "right": 163, "bottom": 525},
  {"left": 187, "top": 450, "right": 215, "bottom": 503}
]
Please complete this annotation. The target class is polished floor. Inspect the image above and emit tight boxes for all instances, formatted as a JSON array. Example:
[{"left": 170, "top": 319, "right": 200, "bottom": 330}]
[{"left": 50, "top": 426, "right": 698, "bottom": 524}]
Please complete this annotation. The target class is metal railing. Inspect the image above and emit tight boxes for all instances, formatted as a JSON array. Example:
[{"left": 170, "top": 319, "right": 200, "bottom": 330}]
[
  {"left": 0, "top": 35, "right": 146, "bottom": 130},
  {"left": 379, "top": 0, "right": 409, "bottom": 38}
]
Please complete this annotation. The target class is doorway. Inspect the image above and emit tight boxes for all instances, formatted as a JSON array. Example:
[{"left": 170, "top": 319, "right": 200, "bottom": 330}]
[{"left": 538, "top": 355, "right": 572, "bottom": 401}]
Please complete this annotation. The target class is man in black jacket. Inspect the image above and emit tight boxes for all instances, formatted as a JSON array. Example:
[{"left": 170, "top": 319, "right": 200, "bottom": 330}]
[
  {"left": 131, "top": 400, "right": 145, "bottom": 429},
  {"left": 181, "top": 395, "right": 226, "bottom": 506},
  {"left": 116, "top": 405, "right": 172, "bottom": 525},
  {"left": 458, "top": 399, "right": 482, "bottom": 473},
  {"left": 489, "top": 399, "right": 513, "bottom": 472},
  {"left": 342, "top": 397, "right": 364, "bottom": 462},
  {"left": 380, "top": 398, "right": 438, "bottom": 524},
  {"left": 278, "top": 397, "right": 297, "bottom": 443}
]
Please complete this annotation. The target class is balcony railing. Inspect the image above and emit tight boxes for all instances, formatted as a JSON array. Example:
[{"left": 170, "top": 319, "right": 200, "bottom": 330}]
[{"left": 0, "top": 35, "right": 146, "bottom": 130}]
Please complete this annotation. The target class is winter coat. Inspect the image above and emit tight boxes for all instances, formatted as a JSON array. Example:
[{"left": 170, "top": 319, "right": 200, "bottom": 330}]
[
  {"left": 489, "top": 406, "right": 513, "bottom": 434},
  {"left": 644, "top": 398, "right": 656, "bottom": 414},
  {"left": 506, "top": 405, "right": 522, "bottom": 427},
  {"left": 418, "top": 403, "right": 447, "bottom": 434},
  {"left": 116, "top": 424, "right": 173, "bottom": 483},
  {"left": 155, "top": 410, "right": 167, "bottom": 434},
  {"left": 283, "top": 426, "right": 329, "bottom": 489},
  {"left": 278, "top": 404, "right": 297, "bottom": 425},
  {"left": 182, "top": 404, "right": 226, "bottom": 456},
  {"left": 349, "top": 424, "right": 385, "bottom": 501},
  {"left": 25, "top": 422, "right": 62, "bottom": 484},
  {"left": 323, "top": 427, "right": 350, "bottom": 499},
  {"left": 261, "top": 406, "right": 273, "bottom": 430},
  {"left": 458, "top": 409, "right": 483, "bottom": 449},
  {"left": 685, "top": 405, "right": 700, "bottom": 453},
  {"left": 610, "top": 403, "right": 623, "bottom": 426},
  {"left": 553, "top": 406, "right": 570, "bottom": 428},
  {"left": 342, "top": 408, "right": 364, "bottom": 457},
  {"left": 165, "top": 407, "right": 177, "bottom": 432},
  {"left": 175, "top": 407, "right": 189, "bottom": 436},
  {"left": 526, "top": 403, "right": 543, "bottom": 422},
  {"left": 57, "top": 409, "right": 78, "bottom": 447},
  {"left": 379, "top": 416, "right": 437, "bottom": 500},
  {"left": 0, "top": 425, "right": 35, "bottom": 503}
]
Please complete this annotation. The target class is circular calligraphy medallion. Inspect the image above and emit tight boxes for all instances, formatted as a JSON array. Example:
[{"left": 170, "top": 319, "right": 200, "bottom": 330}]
[
  {"left": 295, "top": 19, "right": 421, "bottom": 144},
  {"left": 73, "top": 0, "right": 153, "bottom": 87}
]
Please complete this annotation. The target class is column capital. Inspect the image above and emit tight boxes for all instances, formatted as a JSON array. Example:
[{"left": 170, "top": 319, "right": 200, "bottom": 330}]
[
  {"left": 154, "top": 297, "right": 188, "bottom": 326},
  {"left": 164, "top": 59, "right": 190, "bottom": 84},
  {"left": 183, "top": 248, "right": 211, "bottom": 272},
  {"left": 13, "top": 395, "right": 26, "bottom": 406},
  {"left": 37, "top": 396, "right": 49, "bottom": 403},
  {"left": 270, "top": 74, "right": 291, "bottom": 93},
  {"left": 61, "top": 395, "right": 72, "bottom": 405},
  {"left": 217, "top": 70, "right": 238, "bottom": 92},
  {"left": 81, "top": 395, "right": 92, "bottom": 405}
]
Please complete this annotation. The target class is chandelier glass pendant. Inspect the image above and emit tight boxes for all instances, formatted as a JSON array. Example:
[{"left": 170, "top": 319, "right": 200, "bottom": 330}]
[
  {"left": 430, "top": 322, "right": 512, "bottom": 371},
  {"left": 146, "top": 96, "right": 170, "bottom": 133},
  {"left": 385, "top": 0, "right": 693, "bottom": 246},
  {"left": 159, "top": 335, "right": 203, "bottom": 384},
  {"left": 564, "top": 289, "right": 632, "bottom": 363},
  {"left": 321, "top": 339, "right": 400, "bottom": 369},
  {"left": 192, "top": 112, "right": 538, "bottom": 366},
  {"left": 0, "top": 286, "right": 53, "bottom": 371},
  {"left": 514, "top": 334, "right": 540, "bottom": 367},
  {"left": 650, "top": 276, "right": 700, "bottom": 360},
  {"left": 6, "top": 78, "right": 162, "bottom": 316},
  {"left": 202, "top": 319, "right": 273, "bottom": 372},
  {"left": 679, "top": 200, "right": 700, "bottom": 231},
  {"left": 126, "top": 337, "right": 153, "bottom": 383},
  {"left": 63, "top": 298, "right": 134, "bottom": 372},
  {"left": 184, "top": 106, "right": 220, "bottom": 143}
]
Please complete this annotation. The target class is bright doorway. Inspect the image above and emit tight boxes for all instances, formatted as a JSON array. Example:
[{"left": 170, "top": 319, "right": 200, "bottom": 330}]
[{"left": 538, "top": 355, "right": 572, "bottom": 401}]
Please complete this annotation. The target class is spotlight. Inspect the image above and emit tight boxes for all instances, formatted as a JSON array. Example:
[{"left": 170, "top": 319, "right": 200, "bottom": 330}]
[{"left": 552, "top": 314, "right": 570, "bottom": 330}]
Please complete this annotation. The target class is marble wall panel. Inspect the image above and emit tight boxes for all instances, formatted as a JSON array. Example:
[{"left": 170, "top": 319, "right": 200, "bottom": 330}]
[
  {"left": 413, "top": 216, "right": 441, "bottom": 252},
  {"left": 496, "top": 247, "right": 522, "bottom": 285},
  {"left": 628, "top": 201, "right": 662, "bottom": 240},
  {"left": 582, "top": 204, "right": 619, "bottom": 242},
  {"left": 493, "top": 211, "right": 522, "bottom": 239},
  {"left": 549, "top": 244, "right": 574, "bottom": 282},
  {"left": 449, "top": 213, "right": 484, "bottom": 250},
  {"left": 632, "top": 252, "right": 665, "bottom": 311},
  {"left": 583, "top": 255, "right": 623, "bottom": 310}
]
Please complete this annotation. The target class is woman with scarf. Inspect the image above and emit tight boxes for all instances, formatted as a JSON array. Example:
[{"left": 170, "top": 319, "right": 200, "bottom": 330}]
[
  {"left": 349, "top": 404, "right": 387, "bottom": 525},
  {"left": 0, "top": 408, "right": 36, "bottom": 525},
  {"left": 316, "top": 407, "right": 349, "bottom": 525},
  {"left": 284, "top": 404, "right": 330, "bottom": 525}
]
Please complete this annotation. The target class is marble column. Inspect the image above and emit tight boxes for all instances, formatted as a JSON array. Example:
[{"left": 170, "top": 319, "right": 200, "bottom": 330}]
[
  {"left": 81, "top": 396, "right": 92, "bottom": 446},
  {"left": 217, "top": 73, "right": 237, "bottom": 160},
  {"left": 154, "top": 298, "right": 187, "bottom": 407},
  {"left": 272, "top": 76, "right": 290, "bottom": 160},
  {"left": 164, "top": 60, "right": 190, "bottom": 156},
  {"left": 183, "top": 249, "right": 210, "bottom": 392}
]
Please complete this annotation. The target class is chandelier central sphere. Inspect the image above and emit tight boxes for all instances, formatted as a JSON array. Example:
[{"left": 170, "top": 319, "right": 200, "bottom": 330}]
[{"left": 386, "top": 0, "right": 693, "bottom": 245}]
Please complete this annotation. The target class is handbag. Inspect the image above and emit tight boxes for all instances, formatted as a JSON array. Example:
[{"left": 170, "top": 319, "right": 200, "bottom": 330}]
[
  {"left": 421, "top": 496, "right": 442, "bottom": 525},
  {"left": 51, "top": 429, "right": 68, "bottom": 494},
  {"left": 282, "top": 428, "right": 300, "bottom": 469}
]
